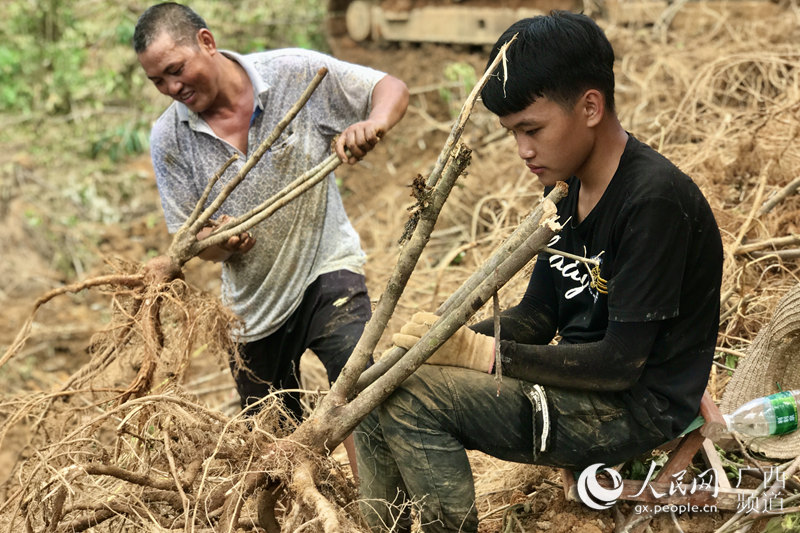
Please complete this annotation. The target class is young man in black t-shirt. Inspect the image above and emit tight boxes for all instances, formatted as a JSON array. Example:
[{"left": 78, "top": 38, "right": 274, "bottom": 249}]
[{"left": 355, "top": 11, "right": 723, "bottom": 533}]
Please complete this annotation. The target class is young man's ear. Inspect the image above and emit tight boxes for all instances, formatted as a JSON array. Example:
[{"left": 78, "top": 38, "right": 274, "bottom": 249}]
[{"left": 581, "top": 89, "right": 605, "bottom": 127}]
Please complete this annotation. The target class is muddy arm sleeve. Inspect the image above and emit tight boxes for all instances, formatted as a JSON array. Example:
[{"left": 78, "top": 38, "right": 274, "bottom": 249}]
[
  {"left": 498, "top": 320, "right": 660, "bottom": 391},
  {"left": 470, "top": 256, "right": 559, "bottom": 345}
]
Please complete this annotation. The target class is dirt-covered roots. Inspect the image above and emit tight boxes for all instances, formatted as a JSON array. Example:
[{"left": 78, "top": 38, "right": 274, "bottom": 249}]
[
  {"left": 83, "top": 273, "right": 239, "bottom": 403},
  {"left": 0, "top": 257, "right": 259, "bottom": 530},
  {"left": 0, "top": 262, "right": 359, "bottom": 530},
  {"left": 0, "top": 274, "right": 240, "bottom": 446},
  {"left": 0, "top": 391, "right": 362, "bottom": 532}
]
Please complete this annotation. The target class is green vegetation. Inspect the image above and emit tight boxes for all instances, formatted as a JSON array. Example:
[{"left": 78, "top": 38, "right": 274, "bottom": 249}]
[
  {"left": 0, "top": 0, "right": 328, "bottom": 278},
  {"left": 765, "top": 513, "right": 800, "bottom": 532},
  {"left": 439, "top": 61, "right": 477, "bottom": 117},
  {"left": 0, "top": 0, "right": 328, "bottom": 156}
]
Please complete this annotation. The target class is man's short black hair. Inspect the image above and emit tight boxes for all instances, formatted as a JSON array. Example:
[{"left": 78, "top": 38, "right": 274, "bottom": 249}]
[
  {"left": 133, "top": 2, "right": 208, "bottom": 53},
  {"left": 481, "top": 11, "right": 616, "bottom": 117}
]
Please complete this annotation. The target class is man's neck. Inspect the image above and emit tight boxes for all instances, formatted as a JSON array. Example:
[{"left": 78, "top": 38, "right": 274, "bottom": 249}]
[
  {"left": 201, "top": 55, "right": 251, "bottom": 121},
  {"left": 575, "top": 120, "right": 629, "bottom": 222},
  {"left": 200, "top": 55, "right": 254, "bottom": 154}
]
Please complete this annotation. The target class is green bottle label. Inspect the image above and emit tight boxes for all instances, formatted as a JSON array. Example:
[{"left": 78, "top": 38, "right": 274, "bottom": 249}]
[{"left": 769, "top": 391, "right": 798, "bottom": 435}]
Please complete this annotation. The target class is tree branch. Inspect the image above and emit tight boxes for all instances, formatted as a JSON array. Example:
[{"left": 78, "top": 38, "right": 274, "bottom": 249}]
[
  {"left": 0, "top": 274, "right": 145, "bottom": 369},
  {"left": 759, "top": 175, "right": 800, "bottom": 215},
  {"left": 423, "top": 34, "right": 517, "bottom": 190},
  {"left": 184, "top": 153, "right": 240, "bottom": 230},
  {"left": 327, "top": 144, "right": 471, "bottom": 405},
  {"left": 355, "top": 184, "right": 565, "bottom": 393},
  {"left": 168, "top": 67, "right": 329, "bottom": 267},
  {"left": 342, "top": 185, "right": 564, "bottom": 437},
  {"left": 734, "top": 234, "right": 800, "bottom": 255},
  {"left": 188, "top": 152, "right": 342, "bottom": 256},
  {"left": 295, "top": 183, "right": 565, "bottom": 450},
  {"left": 323, "top": 35, "right": 520, "bottom": 406},
  {"left": 749, "top": 248, "right": 800, "bottom": 260}
]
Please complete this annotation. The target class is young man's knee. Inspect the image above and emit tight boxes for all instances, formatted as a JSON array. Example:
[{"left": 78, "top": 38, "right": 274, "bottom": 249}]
[
  {"left": 380, "top": 365, "right": 463, "bottom": 424},
  {"left": 354, "top": 409, "right": 381, "bottom": 450},
  {"left": 376, "top": 373, "right": 431, "bottom": 425}
]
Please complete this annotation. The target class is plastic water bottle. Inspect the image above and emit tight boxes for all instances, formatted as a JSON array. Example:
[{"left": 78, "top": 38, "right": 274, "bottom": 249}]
[{"left": 724, "top": 390, "right": 800, "bottom": 437}]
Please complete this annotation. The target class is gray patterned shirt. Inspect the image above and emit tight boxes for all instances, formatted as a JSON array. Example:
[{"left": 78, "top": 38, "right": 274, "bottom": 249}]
[{"left": 150, "top": 48, "right": 385, "bottom": 342}]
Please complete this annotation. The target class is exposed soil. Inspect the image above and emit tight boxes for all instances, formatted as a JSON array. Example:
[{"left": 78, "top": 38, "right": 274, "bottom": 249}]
[{"left": 2, "top": 3, "right": 800, "bottom": 531}]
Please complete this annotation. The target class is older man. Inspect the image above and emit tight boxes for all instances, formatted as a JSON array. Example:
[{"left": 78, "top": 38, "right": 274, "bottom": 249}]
[{"left": 133, "top": 2, "right": 408, "bottom": 475}]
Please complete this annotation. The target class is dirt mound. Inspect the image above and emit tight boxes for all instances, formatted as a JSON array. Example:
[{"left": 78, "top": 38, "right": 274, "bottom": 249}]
[{"left": 2, "top": 2, "right": 800, "bottom": 531}]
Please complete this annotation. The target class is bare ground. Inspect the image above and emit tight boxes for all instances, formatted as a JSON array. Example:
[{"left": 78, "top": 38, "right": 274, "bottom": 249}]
[{"left": 2, "top": 3, "right": 800, "bottom": 531}]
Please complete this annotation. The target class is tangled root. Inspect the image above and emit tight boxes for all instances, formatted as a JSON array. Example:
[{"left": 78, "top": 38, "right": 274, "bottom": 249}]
[{"left": 0, "top": 255, "right": 370, "bottom": 532}]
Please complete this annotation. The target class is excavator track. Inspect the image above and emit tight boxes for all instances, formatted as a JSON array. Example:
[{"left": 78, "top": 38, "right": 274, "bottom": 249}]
[
  {"left": 328, "top": 0, "right": 580, "bottom": 46},
  {"left": 327, "top": 0, "right": 781, "bottom": 47}
]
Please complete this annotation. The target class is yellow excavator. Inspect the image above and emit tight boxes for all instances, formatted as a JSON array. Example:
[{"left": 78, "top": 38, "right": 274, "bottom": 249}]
[{"left": 327, "top": 0, "right": 778, "bottom": 46}]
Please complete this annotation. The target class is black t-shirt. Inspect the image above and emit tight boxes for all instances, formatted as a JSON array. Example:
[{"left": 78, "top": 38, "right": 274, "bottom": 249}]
[{"left": 483, "top": 134, "right": 723, "bottom": 437}]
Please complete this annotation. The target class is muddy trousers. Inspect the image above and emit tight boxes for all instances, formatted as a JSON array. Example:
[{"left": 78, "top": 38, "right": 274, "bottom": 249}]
[
  {"left": 232, "top": 269, "right": 371, "bottom": 421},
  {"left": 355, "top": 365, "right": 669, "bottom": 533}
]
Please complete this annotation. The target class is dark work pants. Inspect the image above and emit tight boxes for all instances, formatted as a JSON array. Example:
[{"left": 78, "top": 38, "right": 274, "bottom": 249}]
[
  {"left": 355, "top": 365, "right": 669, "bottom": 532},
  {"left": 231, "top": 269, "right": 371, "bottom": 421}
]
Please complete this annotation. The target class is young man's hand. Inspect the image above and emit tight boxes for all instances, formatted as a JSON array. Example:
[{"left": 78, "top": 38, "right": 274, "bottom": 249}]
[{"left": 392, "top": 311, "right": 496, "bottom": 373}]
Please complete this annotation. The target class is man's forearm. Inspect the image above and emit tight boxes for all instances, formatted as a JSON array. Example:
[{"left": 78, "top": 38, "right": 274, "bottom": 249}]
[
  {"left": 498, "top": 320, "right": 659, "bottom": 391},
  {"left": 369, "top": 74, "right": 409, "bottom": 133},
  {"left": 471, "top": 305, "right": 557, "bottom": 345}
]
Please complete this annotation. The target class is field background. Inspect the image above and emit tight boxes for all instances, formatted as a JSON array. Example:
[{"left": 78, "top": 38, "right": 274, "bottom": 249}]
[{"left": 1, "top": 1, "right": 800, "bottom": 531}]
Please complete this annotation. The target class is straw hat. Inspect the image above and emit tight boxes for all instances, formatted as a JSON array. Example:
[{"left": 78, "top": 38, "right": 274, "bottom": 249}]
[{"left": 721, "top": 283, "right": 800, "bottom": 459}]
